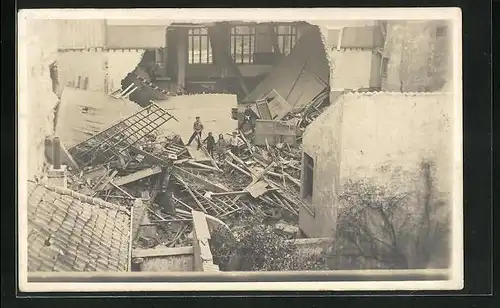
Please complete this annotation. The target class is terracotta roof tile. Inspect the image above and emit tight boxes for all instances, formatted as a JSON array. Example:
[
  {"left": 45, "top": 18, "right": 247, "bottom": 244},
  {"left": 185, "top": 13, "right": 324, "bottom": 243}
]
[{"left": 27, "top": 181, "right": 131, "bottom": 272}]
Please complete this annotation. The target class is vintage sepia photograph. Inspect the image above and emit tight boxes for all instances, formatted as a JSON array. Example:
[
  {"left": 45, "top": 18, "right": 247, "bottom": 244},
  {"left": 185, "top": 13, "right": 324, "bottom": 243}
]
[{"left": 17, "top": 8, "right": 463, "bottom": 292}]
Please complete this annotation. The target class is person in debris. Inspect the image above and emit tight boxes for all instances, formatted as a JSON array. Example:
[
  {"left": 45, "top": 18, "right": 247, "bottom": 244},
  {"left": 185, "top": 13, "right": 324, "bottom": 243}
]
[
  {"left": 238, "top": 104, "right": 256, "bottom": 133},
  {"left": 216, "top": 134, "right": 228, "bottom": 160},
  {"left": 186, "top": 116, "right": 204, "bottom": 149},
  {"left": 229, "top": 132, "right": 240, "bottom": 156},
  {"left": 203, "top": 132, "right": 216, "bottom": 157}
]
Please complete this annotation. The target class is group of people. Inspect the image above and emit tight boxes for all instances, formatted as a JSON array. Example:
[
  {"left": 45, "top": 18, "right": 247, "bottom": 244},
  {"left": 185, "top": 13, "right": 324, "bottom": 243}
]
[{"left": 186, "top": 116, "right": 242, "bottom": 159}]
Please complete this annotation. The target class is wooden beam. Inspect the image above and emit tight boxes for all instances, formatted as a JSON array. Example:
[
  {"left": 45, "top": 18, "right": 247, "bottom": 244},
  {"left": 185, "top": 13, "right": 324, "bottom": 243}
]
[
  {"left": 268, "top": 24, "right": 282, "bottom": 55},
  {"left": 207, "top": 25, "right": 249, "bottom": 96},
  {"left": 174, "top": 174, "right": 207, "bottom": 213},
  {"left": 104, "top": 166, "right": 162, "bottom": 190},
  {"left": 173, "top": 166, "right": 230, "bottom": 193},
  {"left": 185, "top": 160, "right": 222, "bottom": 173},
  {"left": 130, "top": 145, "right": 171, "bottom": 166},
  {"left": 132, "top": 246, "right": 194, "bottom": 258}
]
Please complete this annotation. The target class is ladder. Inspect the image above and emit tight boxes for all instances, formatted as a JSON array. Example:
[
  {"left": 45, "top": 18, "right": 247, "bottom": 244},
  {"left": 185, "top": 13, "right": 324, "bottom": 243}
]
[{"left": 69, "top": 103, "right": 178, "bottom": 168}]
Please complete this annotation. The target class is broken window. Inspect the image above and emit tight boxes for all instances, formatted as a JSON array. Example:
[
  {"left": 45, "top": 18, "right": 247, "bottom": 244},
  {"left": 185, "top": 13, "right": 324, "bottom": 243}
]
[
  {"left": 188, "top": 28, "right": 213, "bottom": 64},
  {"left": 274, "top": 25, "right": 298, "bottom": 56},
  {"left": 302, "top": 152, "right": 314, "bottom": 204},
  {"left": 380, "top": 57, "right": 389, "bottom": 77},
  {"left": 230, "top": 26, "right": 256, "bottom": 64}
]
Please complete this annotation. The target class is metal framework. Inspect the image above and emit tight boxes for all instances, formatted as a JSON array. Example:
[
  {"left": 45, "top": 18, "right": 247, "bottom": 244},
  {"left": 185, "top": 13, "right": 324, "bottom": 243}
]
[{"left": 68, "top": 103, "right": 178, "bottom": 168}]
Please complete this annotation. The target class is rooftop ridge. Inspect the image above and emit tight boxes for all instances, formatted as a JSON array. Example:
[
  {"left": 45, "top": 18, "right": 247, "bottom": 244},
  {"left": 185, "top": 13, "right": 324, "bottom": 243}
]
[{"left": 29, "top": 180, "right": 131, "bottom": 215}]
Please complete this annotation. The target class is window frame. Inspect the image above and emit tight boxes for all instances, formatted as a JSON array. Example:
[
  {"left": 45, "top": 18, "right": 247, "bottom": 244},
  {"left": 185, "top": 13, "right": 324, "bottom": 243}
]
[
  {"left": 230, "top": 26, "right": 256, "bottom": 64},
  {"left": 188, "top": 27, "right": 213, "bottom": 65},
  {"left": 274, "top": 24, "right": 299, "bottom": 56}
]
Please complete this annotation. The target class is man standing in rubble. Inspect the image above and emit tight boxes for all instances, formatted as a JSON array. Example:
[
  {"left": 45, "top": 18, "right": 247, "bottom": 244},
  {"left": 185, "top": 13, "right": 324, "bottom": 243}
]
[
  {"left": 238, "top": 104, "right": 256, "bottom": 133},
  {"left": 186, "top": 116, "right": 204, "bottom": 150}
]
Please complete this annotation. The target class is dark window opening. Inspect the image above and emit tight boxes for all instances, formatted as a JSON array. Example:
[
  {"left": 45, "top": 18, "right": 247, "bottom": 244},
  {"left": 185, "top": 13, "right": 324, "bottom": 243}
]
[
  {"left": 230, "top": 26, "right": 256, "bottom": 64},
  {"left": 274, "top": 25, "right": 298, "bottom": 55},
  {"left": 436, "top": 26, "right": 447, "bottom": 37},
  {"left": 380, "top": 57, "right": 389, "bottom": 77},
  {"left": 188, "top": 28, "right": 213, "bottom": 64},
  {"left": 302, "top": 152, "right": 314, "bottom": 202}
]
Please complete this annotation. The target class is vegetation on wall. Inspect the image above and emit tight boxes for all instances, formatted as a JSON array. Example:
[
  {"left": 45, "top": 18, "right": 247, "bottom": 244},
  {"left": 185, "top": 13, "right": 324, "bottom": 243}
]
[
  {"left": 210, "top": 217, "right": 327, "bottom": 271},
  {"left": 331, "top": 160, "right": 450, "bottom": 269}
]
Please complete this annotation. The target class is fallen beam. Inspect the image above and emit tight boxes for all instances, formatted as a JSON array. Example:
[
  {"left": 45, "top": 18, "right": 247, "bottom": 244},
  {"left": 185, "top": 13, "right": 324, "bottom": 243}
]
[
  {"left": 94, "top": 170, "right": 118, "bottom": 193},
  {"left": 174, "top": 174, "right": 207, "bottom": 213},
  {"left": 185, "top": 160, "right": 223, "bottom": 173},
  {"left": 130, "top": 146, "right": 171, "bottom": 166},
  {"left": 105, "top": 166, "right": 162, "bottom": 190},
  {"left": 132, "top": 246, "right": 194, "bottom": 258},
  {"left": 173, "top": 166, "right": 230, "bottom": 193}
]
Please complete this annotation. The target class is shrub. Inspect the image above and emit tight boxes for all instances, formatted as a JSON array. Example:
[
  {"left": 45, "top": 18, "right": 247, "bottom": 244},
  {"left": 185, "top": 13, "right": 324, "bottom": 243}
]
[{"left": 210, "top": 221, "right": 327, "bottom": 271}]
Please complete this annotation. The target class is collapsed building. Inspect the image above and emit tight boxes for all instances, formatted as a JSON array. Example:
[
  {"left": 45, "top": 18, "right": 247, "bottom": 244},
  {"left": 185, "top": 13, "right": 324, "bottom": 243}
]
[{"left": 24, "top": 18, "right": 453, "bottom": 273}]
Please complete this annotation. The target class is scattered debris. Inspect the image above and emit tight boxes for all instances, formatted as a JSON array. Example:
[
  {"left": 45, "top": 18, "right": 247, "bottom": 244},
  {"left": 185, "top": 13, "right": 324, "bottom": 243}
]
[{"left": 53, "top": 76, "right": 333, "bottom": 270}]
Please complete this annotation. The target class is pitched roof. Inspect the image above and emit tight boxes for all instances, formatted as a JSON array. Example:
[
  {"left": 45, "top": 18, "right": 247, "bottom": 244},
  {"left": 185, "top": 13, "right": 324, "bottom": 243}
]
[{"left": 27, "top": 181, "right": 132, "bottom": 272}]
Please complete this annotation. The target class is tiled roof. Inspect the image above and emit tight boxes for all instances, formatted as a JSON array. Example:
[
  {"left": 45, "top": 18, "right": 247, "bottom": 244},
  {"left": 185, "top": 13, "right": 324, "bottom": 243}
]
[{"left": 27, "top": 181, "right": 132, "bottom": 272}]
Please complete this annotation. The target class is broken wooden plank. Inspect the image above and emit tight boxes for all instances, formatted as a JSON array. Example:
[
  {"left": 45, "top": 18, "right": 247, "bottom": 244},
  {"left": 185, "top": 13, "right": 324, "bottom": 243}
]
[
  {"left": 204, "top": 191, "right": 249, "bottom": 198},
  {"left": 225, "top": 159, "right": 252, "bottom": 178},
  {"left": 194, "top": 190, "right": 227, "bottom": 215},
  {"left": 105, "top": 166, "right": 162, "bottom": 190},
  {"left": 245, "top": 180, "right": 270, "bottom": 198},
  {"left": 238, "top": 130, "right": 254, "bottom": 154},
  {"left": 94, "top": 170, "right": 118, "bottom": 192},
  {"left": 147, "top": 218, "right": 193, "bottom": 224},
  {"left": 185, "top": 160, "right": 222, "bottom": 173},
  {"left": 130, "top": 145, "right": 171, "bottom": 166},
  {"left": 200, "top": 145, "right": 222, "bottom": 171},
  {"left": 174, "top": 174, "right": 207, "bottom": 213},
  {"left": 110, "top": 182, "right": 134, "bottom": 198},
  {"left": 132, "top": 246, "right": 194, "bottom": 258},
  {"left": 192, "top": 210, "right": 211, "bottom": 240},
  {"left": 173, "top": 166, "right": 230, "bottom": 193},
  {"left": 172, "top": 195, "right": 194, "bottom": 211}
]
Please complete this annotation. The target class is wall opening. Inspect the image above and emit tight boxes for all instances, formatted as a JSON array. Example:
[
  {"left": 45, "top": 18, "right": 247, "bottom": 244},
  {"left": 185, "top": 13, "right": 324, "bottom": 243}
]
[
  {"left": 302, "top": 152, "right": 315, "bottom": 202},
  {"left": 118, "top": 21, "right": 330, "bottom": 106}
]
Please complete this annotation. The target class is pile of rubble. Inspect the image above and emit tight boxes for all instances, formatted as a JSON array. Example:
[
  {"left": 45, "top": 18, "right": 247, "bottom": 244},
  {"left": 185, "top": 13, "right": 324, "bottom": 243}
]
[{"left": 48, "top": 100, "right": 320, "bottom": 252}]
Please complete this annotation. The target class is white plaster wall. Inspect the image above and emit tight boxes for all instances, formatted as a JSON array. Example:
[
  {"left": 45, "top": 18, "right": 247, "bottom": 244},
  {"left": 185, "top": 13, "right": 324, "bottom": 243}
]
[
  {"left": 155, "top": 94, "right": 238, "bottom": 141},
  {"left": 58, "top": 49, "right": 145, "bottom": 93},
  {"left": 23, "top": 19, "right": 61, "bottom": 180},
  {"left": 329, "top": 49, "right": 374, "bottom": 90},
  {"left": 339, "top": 92, "right": 454, "bottom": 199},
  {"left": 58, "top": 50, "right": 106, "bottom": 91},
  {"left": 299, "top": 99, "right": 344, "bottom": 238},
  {"left": 106, "top": 49, "right": 145, "bottom": 92}
]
